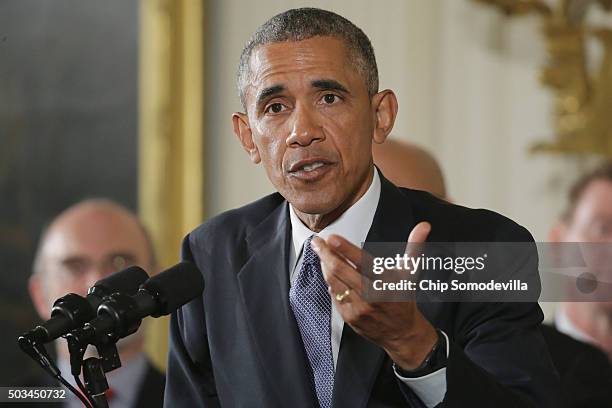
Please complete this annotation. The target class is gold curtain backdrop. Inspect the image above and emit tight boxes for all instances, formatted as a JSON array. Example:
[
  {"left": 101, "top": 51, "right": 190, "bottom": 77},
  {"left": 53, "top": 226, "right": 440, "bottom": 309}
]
[{"left": 139, "top": 0, "right": 205, "bottom": 371}]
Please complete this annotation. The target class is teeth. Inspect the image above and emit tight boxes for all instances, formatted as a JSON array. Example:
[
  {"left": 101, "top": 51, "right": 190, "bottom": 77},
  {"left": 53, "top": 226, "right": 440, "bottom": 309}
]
[{"left": 301, "top": 162, "right": 325, "bottom": 171}]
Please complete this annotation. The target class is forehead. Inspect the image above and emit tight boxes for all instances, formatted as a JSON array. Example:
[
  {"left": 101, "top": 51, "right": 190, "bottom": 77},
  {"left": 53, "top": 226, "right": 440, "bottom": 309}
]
[
  {"left": 245, "top": 37, "right": 361, "bottom": 99},
  {"left": 43, "top": 208, "right": 148, "bottom": 261},
  {"left": 575, "top": 180, "right": 612, "bottom": 214}
]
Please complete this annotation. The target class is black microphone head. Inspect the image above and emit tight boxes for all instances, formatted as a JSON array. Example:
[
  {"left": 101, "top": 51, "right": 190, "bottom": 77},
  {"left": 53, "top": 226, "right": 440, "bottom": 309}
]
[
  {"left": 89, "top": 265, "right": 149, "bottom": 298},
  {"left": 141, "top": 261, "right": 204, "bottom": 315}
]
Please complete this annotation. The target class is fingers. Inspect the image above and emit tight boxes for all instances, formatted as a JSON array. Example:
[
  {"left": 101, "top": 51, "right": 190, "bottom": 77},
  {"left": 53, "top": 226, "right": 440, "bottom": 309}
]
[
  {"left": 311, "top": 224, "right": 431, "bottom": 305},
  {"left": 324, "top": 234, "right": 363, "bottom": 268},
  {"left": 311, "top": 236, "right": 364, "bottom": 296},
  {"left": 323, "top": 234, "right": 377, "bottom": 287}
]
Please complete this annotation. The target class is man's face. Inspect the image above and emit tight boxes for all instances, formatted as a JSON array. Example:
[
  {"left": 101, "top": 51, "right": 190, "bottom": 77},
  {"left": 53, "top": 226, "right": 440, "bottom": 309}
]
[
  {"left": 560, "top": 180, "right": 612, "bottom": 308},
  {"left": 564, "top": 180, "right": 612, "bottom": 243},
  {"left": 34, "top": 207, "right": 152, "bottom": 316},
  {"left": 234, "top": 36, "right": 395, "bottom": 217}
]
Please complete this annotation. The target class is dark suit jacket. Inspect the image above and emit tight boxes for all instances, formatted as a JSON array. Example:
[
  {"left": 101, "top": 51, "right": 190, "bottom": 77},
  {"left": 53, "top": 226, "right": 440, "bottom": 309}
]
[
  {"left": 165, "top": 174, "right": 560, "bottom": 407},
  {"left": 16, "top": 358, "right": 165, "bottom": 408},
  {"left": 540, "top": 324, "right": 612, "bottom": 408}
]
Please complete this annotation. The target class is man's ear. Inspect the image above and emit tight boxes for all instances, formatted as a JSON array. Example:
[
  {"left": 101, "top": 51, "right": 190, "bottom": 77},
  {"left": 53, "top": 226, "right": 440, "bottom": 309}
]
[
  {"left": 28, "top": 275, "right": 50, "bottom": 320},
  {"left": 232, "top": 112, "right": 261, "bottom": 164},
  {"left": 371, "top": 90, "right": 398, "bottom": 144}
]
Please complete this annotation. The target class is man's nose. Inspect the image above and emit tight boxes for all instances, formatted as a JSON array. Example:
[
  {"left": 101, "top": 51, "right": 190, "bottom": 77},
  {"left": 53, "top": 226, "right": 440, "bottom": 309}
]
[
  {"left": 286, "top": 105, "right": 324, "bottom": 147},
  {"left": 84, "top": 274, "right": 102, "bottom": 292},
  {"left": 84, "top": 267, "right": 112, "bottom": 291}
]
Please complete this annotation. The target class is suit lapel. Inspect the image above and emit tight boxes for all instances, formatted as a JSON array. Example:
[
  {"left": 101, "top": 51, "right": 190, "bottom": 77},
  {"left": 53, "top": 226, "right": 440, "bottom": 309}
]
[
  {"left": 237, "top": 201, "right": 316, "bottom": 406},
  {"left": 365, "top": 173, "right": 416, "bottom": 244},
  {"left": 332, "top": 174, "right": 416, "bottom": 407}
]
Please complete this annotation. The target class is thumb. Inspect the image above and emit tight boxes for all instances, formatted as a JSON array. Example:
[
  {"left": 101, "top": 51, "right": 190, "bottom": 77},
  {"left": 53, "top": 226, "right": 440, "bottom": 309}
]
[
  {"left": 403, "top": 222, "right": 431, "bottom": 277},
  {"left": 405, "top": 222, "right": 431, "bottom": 258},
  {"left": 408, "top": 221, "right": 431, "bottom": 244}
]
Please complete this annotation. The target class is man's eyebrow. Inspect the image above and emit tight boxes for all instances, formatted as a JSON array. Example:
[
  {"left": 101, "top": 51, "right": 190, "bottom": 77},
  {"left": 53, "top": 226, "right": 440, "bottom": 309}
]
[
  {"left": 311, "top": 79, "right": 349, "bottom": 94},
  {"left": 61, "top": 256, "right": 86, "bottom": 265},
  {"left": 256, "top": 84, "right": 285, "bottom": 107}
]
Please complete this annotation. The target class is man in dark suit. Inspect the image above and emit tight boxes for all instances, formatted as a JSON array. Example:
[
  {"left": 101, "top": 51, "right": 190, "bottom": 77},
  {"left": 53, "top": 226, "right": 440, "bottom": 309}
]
[
  {"left": 26, "top": 199, "right": 165, "bottom": 407},
  {"left": 549, "top": 162, "right": 612, "bottom": 361},
  {"left": 165, "top": 8, "right": 559, "bottom": 407}
]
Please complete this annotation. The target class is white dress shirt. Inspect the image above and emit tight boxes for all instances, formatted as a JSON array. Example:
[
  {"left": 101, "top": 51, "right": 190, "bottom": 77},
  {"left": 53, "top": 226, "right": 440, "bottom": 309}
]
[{"left": 288, "top": 168, "right": 447, "bottom": 407}]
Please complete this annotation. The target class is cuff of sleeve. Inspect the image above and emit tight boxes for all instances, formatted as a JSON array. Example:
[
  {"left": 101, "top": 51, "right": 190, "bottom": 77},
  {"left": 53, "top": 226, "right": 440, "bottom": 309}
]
[{"left": 393, "top": 330, "right": 449, "bottom": 407}]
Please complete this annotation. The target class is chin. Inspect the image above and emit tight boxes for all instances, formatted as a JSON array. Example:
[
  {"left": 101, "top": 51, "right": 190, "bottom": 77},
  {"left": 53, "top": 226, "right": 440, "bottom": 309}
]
[
  {"left": 287, "top": 192, "right": 340, "bottom": 216},
  {"left": 292, "top": 200, "right": 337, "bottom": 216}
]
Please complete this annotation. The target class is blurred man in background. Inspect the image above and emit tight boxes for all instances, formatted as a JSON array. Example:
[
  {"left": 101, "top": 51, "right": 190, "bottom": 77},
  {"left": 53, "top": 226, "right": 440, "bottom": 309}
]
[
  {"left": 27, "top": 199, "right": 165, "bottom": 408},
  {"left": 372, "top": 139, "right": 447, "bottom": 199},
  {"left": 550, "top": 163, "right": 612, "bottom": 358},
  {"left": 546, "top": 163, "right": 612, "bottom": 407}
]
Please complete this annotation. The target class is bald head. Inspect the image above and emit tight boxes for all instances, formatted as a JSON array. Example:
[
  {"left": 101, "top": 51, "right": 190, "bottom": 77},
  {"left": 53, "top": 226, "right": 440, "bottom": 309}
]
[
  {"left": 373, "top": 140, "right": 447, "bottom": 199},
  {"left": 30, "top": 199, "right": 155, "bottom": 316},
  {"left": 29, "top": 199, "right": 155, "bottom": 359}
]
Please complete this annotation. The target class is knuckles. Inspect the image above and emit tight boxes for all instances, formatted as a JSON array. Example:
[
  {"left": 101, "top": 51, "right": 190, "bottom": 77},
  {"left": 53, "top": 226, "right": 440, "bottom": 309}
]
[
  {"left": 344, "top": 302, "right": 374, "bottom": 325},
  {"left": 327, "top": 257, "right": 343, "bottom": 272}
]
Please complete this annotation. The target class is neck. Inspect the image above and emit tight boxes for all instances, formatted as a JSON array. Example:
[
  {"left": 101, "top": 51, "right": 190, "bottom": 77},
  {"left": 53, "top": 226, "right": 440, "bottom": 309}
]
[
  {"left": 294, "top": 166, "right": 374, "bottom": 232},
  {"left": 565, "top": 302, "right": 612, "bottom": 360}
]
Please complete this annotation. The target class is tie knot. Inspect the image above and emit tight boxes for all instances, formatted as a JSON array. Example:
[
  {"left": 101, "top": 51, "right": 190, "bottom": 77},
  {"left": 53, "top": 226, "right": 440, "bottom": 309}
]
[{"left": 303, "top": 235, "right": 320, "bottom": 266}]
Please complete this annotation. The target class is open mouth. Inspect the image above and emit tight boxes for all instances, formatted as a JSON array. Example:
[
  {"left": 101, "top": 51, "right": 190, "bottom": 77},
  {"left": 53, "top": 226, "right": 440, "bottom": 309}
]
[
  {"left": 288, "top": 158, "right": 334, "bottom": 181},
  {"left": 298, "top": 161, "right": 325, "bottom": 172}
]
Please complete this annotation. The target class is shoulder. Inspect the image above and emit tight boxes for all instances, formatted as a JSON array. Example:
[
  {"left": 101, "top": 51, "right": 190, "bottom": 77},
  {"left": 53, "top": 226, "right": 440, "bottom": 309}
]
[
  {"left": 540, "top": 323, "right": 612, "bottom": 406},
  {"left": 399, "top": 188, "right": 533, "bottom": 242},
  {"left": 186, "top": 192, "right": 285, "bottom": 252},
  {"left": 541, "top": 324, "right": 611, "bottom": 375}
]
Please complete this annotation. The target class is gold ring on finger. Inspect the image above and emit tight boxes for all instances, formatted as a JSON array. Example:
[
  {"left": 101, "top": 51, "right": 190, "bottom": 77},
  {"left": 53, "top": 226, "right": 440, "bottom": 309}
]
[{"left": 335, "top": 289, "right": 351, "bottom": 302}]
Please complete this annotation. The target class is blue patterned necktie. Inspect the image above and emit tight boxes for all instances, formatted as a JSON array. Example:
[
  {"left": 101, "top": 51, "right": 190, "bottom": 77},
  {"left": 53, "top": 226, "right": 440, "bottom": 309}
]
[{"left": 290, "top": 236, "right": 335, "bottom": 408}]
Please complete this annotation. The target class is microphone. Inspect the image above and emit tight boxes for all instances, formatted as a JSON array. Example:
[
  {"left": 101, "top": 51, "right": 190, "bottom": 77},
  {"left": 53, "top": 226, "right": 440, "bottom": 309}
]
[
  {"left": 19, "top": 266, "right": 149, "bottom": 346},
  {"left": 68, "top": 261, "right": 203, "bottom": 345}
]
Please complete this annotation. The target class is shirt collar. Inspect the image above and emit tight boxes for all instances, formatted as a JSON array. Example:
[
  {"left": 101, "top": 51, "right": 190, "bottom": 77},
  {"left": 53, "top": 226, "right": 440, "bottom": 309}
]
[{"left": 289, "top": 167, "right": 381, "bottom": 258}]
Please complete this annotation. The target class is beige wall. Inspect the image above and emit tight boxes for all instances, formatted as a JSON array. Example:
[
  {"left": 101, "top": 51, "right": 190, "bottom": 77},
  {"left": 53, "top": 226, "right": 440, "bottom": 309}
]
[{"left": 204, "top": 0, "right": 585, "bottom": 319}]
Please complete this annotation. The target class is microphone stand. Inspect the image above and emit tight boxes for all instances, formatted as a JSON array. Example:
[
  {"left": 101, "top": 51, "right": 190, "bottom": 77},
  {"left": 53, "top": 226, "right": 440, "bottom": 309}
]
[
  {"left": 65, "top": 328, "right": 122, "bottom": 408},
  {"left": 82, "top": 358, "right": 109, "bottom": 408},
  {"left": 18, "top": 266, "right": 154, "bottom": 407},
  {"left": 18, "top": 333, "right": 95, "bottom": 408}
]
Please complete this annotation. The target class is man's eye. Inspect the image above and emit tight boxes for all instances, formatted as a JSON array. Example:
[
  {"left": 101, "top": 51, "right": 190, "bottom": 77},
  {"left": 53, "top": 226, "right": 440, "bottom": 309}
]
[
  {"left": 265, "top": 103, "right": 285, "bottom": 114},
  {"left": 63, "top": 260, "right": 87, "bottom": 276},
  {"left": 322, "top": 94, "right": 338, "bottom": 104}
]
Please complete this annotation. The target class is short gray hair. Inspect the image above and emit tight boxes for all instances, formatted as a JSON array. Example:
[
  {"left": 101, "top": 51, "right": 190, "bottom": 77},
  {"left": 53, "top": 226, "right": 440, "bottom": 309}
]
[{"left": 237, "top": 7, "right": 379, "bottom": 109}]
